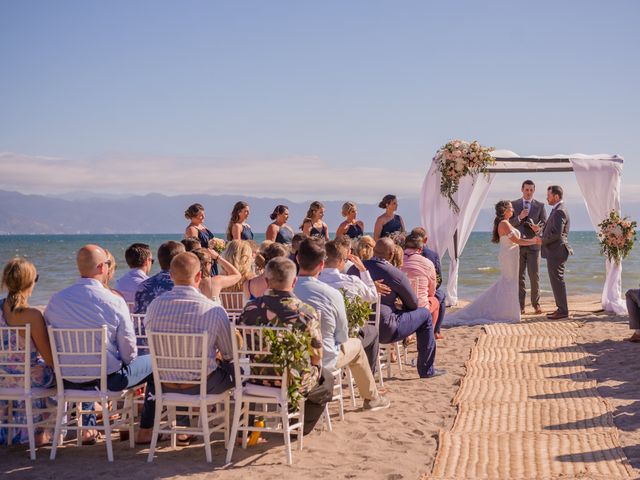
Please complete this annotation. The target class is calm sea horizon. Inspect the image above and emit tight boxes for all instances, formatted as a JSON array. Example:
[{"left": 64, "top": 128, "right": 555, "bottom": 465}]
[{"left": 1, "top": 232, "right": 638, "bottom": 307}]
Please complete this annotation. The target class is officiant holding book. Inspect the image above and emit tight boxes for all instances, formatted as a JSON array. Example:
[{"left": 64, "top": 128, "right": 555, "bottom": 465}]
[{"left": 509, "top": 180, "right": 547, "bottom": 315}]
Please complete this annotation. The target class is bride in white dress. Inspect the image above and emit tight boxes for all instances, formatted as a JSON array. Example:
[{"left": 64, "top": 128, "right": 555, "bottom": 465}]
[{"left": 448, "top": 200, "right": 541, "bottom": 326}]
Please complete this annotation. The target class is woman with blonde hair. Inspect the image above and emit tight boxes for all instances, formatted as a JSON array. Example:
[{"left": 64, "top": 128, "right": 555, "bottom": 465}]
[
  {"left": 226, "top": 201, "right": 254, "bottom": 241},
  {"left": 354, "top": 235, "right": 376, "bottom": 261},
  {"left": 373, "top": 194, "right": 406, "bottom": 240},
  {"left": 336, "top": 201, "right": 364, "bottom": 240},
  {"left": 102, "top": 249, "right": 124, "bottom": 298},
  {"left": 0, "top": 258, "right": 54, "bottom": 446},
  {"left": 244, "top": 242, "right": 289, "bottom": 300},
  {"left": 221, "top": 240, "right": 256, "bottom": 292},
  {"left": 191, "top": 248, "right": 242, "bottom": 299},
  {"left": 300, "top": 201, "right": 329, "bottom": 241}
]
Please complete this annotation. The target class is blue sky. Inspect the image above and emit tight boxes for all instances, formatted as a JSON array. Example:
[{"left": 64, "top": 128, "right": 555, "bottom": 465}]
[{"left": 1, "top": 1, "right": 638, "bottom": 204}]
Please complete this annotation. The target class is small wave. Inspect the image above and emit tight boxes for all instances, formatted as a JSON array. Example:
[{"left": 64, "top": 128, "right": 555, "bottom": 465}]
[{"left": 477, "top": 266, "right": 498, "bottom": 272}]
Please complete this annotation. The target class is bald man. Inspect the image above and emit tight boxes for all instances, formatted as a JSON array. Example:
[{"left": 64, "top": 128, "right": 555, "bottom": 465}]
[
  {"left": 352, "top": 238, "right": 443, "bottom": 378},
  {"left": 138, "top": 252, "right": 234, "bottom": 443},
  {"left": 45, "top": 244, "right": 155, "bottom": 441}
]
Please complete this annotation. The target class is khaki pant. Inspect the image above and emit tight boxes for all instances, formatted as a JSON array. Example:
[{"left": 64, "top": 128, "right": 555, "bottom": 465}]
[{"left": 335, "top": 338, "right": 378, "bottom": 401}]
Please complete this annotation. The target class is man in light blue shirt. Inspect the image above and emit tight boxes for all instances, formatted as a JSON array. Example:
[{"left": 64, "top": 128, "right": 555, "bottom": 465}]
[
  {"left": 45, "top": 244, "right": 155, "bottom": 441},
  {"left": 294, "top": 238, "right": 390, "bottom": 411},
  {"left": 115, "top": 243, "right": 153, "bottom": 304}
]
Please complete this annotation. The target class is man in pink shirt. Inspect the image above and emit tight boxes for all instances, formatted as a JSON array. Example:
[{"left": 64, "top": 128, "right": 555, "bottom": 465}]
[{"left": 401, "top": 233, "right": 440, "bottom": 336}]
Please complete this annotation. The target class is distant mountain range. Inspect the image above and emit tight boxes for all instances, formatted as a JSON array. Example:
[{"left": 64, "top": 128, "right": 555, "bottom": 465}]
[{"left": 0, "top": 189, "right": 623, "bottom": 234}]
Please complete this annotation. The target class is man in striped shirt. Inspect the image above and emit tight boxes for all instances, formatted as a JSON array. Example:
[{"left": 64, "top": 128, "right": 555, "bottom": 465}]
[{"left": 136, "top": 252, "right": 234, "bottom": 444}]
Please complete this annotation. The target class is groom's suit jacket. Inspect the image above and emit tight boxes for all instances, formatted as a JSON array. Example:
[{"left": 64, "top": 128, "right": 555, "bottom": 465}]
[
  {"left": 541, "top": 202, "right": 572, "bottom": 260},
  {"left": 510, "top": 198, "right": 547, "bottom": 251}
]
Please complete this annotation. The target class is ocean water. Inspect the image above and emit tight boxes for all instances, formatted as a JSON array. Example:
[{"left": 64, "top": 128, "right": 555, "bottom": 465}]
[{"left": 0, "top": 232, "right": 638, "bottom": 306}]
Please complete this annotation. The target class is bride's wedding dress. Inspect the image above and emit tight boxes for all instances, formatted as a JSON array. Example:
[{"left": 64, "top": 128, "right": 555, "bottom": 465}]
[{"left": 447, "top": 230, "right": 521, "bottom": 325}]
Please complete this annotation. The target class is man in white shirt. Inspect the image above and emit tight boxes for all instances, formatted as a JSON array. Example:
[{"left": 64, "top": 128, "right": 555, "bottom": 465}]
[
  {"left": 318, "top": 240, "right": 380, "bottom": 370},
  {"left": 45, "top": 244, "right": 154, "bottom": 442},
  {"left": 116, "top": 243, "right": 153, "bottom": 304},
  {"left": 294, "top": 238, "right": 390, "bottom": 411}
]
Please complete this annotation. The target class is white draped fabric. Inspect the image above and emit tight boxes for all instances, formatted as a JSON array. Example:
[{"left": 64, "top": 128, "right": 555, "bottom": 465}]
[
  {"left": 420, "top": 160, "right": 495, "bottom": 305},
  {"left": 568, "top": 155, "right": 625, "bottom": 314},
  {"left": 420, "top": 149, "right": 625, "bottom": 312}
]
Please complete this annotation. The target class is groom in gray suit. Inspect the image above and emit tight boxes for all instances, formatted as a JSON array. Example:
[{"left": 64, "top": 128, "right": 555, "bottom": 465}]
[
  {"left": 532, "top": 185, "right": 573, "bottom": 320},
  {"left": 510, "top": 180, "right": 547, "bottom": 315}
]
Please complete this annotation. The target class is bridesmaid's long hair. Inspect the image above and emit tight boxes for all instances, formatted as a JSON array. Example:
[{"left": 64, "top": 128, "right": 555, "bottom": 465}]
[
  {"left": 492, "top": 200, "right": 511, "bottom": 244},
  {"left": 227, "top": 201, "right": 249, "bottom": 240}
]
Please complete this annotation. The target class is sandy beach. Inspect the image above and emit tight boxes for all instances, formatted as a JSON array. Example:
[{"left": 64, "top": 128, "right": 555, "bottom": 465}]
[{"left": 3, "top": 293, "right": 640, "bottom": 480}]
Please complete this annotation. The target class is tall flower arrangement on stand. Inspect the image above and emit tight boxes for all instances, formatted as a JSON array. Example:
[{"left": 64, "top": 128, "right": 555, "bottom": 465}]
[
  {"left": 597, "top": 210, "right": 637, "bottom": 265},
  {"left": 434, "top": 140, "right": 495, "bottom": 213}
]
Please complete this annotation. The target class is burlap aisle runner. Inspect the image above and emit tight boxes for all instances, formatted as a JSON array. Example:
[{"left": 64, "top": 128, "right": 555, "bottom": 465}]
[{"left": 431, "top": 321, "right": 634, "bottom": 479}]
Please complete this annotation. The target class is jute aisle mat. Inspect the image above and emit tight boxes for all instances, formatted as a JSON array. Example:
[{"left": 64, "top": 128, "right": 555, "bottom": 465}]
[{"left": 430, "top": 321, "right": 634, "bottom": 479}]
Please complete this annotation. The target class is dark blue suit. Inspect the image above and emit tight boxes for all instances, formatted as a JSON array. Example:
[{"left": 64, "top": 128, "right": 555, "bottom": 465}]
[
  {"left": 422, "top": 246, "right": 446, "bottom": 334},
  {"left": 350, "top": 257, "right": 436, "bottom": 377}
]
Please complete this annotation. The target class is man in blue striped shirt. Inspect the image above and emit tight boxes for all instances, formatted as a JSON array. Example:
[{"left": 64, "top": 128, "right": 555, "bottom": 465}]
[{"left": 137, "top": 252, "right": 235, "bottom": 444}]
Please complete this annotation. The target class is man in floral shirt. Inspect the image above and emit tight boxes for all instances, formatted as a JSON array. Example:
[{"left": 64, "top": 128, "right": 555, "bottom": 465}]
[
  {"left": 134, "top": 241, "right": 185, "bottom": 314},
  {"left": 240, "top": 257, "right": 333, "bottom": 434}
]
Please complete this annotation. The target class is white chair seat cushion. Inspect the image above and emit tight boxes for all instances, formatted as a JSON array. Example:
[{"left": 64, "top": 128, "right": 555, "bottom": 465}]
[
  {"left": 61, "top": 388, "right": 131, "bottom": 400},
  {"left": 242, "top": 383, "right": 285, "bottom": 401}
]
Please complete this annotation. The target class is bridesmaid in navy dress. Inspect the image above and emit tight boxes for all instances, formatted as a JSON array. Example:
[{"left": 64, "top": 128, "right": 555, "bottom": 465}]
[
  {"left": 227, "top": 201, "right": 254, "bottom": 241},
  {"left": 336, "top": 201, "right": 364, "bottom": 240},
  {"left": 185, "top": 202, "right": 220, "bottom": 274},
  {"left": 374, "top": 194, "right": 406, "bottom": 240},
  {"left": 301, "top": 201, "right": 329, "bottom": 241},
  {"left": 265, "top": 204, "right": 294, "bottom": 245}
]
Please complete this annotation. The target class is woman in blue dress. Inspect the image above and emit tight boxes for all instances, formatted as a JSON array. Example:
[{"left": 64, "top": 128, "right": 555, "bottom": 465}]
[
  {"left": 374, "top": 194, "right": 406, "bottom": 240},
  {"left": 265, "top": 205, "right": 294, "bottom": 245},
  {"left": 0, "top": 258, "right": 55, "bottom": 447},
  {"left": 227, "top": 201, "right": 254, "bottom": 241},
  {"left": 184, "top": 203, "right": 221, "bottom": 274},
  {"left": 301, "top": 201, "right": 329, "bottom": 241},
  {"left": 336, "top": 201, "right": 364, "bottom": 240}
]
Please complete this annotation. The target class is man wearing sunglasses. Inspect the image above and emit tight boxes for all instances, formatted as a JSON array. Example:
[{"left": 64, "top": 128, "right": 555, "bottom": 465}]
[{"left": 116, "top": 243, "right": 154, "bottom": 304}]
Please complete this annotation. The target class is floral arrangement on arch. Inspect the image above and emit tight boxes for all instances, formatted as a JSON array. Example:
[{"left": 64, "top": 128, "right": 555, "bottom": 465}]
[
  {"left": 434, "top": 139, "right": 496, "bottom": 213},
  {"left": 597, "top": 210, "right": 637, "bottom": 265}
]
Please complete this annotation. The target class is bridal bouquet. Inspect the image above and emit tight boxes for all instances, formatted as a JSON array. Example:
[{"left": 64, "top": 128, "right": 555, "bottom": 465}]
[
  {"left": 434, "top": 139, "right": 495, "bottom": 213},
  {"left": 597, "top": 210, "right": 637, "bottom": 265},
  {"left": 209, "top": 237, "right": 226, "bottom": 253}
]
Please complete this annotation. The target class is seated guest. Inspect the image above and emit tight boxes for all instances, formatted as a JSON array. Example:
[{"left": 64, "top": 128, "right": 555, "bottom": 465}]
[
  {"left": 625, "top": 288, "right": 640, "bottom": 342},
  {"left": 240, "top": 257, "right": 334, "bottom": 434},
  {"left": 357, "top": 238, "right": 443, "bottom": 379},
  {"left": 411, "top": 227, "right": 446, "bottom": 340},
  {"left": 336, "top": 202, "right": 364, "bottom": 240},
  {"left": 318, "top": 240, "right": 380, "bottom": 371},
  {"left": 289, "top": 233, "right": 307, "bottom": 272},
  {"left": 116, "top": 243, "right": 153, "bottom": 304},
  {"left": 1, "top": 258, "right": 54, "bottom": 446},
  {"left": 354, "top": 235, "right": 376, "bottom": 261},
  {"left": 401, "top": 233, "right": 440, "bottom": 330},
  {"left": 301, "top": 201, "right": 330, "bottom": 241},
  {"left": 373, "top": 194, "right": 406, "bottom": 241},
  {"left": 134, "top": 241, "right": 186, "bottom": 314},
  {"left": 44, "top": 245, "right": 154, "bottom": 444},
  {"left": 227, "top": 201, "right": 254, "bottom": 241},
  {"left": 103, "top": 249, "right": 123, "bottom": 298},
  {"left": 244, "top": 242, "right": 289, "bottom": 300},
  {"left": 220, "top": 240, "right": 256, "bottom": 293},
  {"left": 191, "top": 248, "right": 242, "bottom": 300},
  {"left": 138, "top": 252, "right": 235, "bottom": 442},
  {"left": 390, "top": 244, "right": 404, "bottom": 268},
  {"left": 181, "top": 237, "right": 201, "bottom": 252},
  {"left": 253, "top": 240, "right": 274, "bottom": 273},
  {"left": 265, "top": 205, "right": 294, "bottom": 245},
  {"left": 294, "top": 238, "right": 390, "bottom": 411}
]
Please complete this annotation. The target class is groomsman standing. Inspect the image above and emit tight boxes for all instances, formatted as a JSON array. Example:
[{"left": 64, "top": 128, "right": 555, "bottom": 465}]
[{"left": 510, "top": 180, "right": 547, "bottom": 315}]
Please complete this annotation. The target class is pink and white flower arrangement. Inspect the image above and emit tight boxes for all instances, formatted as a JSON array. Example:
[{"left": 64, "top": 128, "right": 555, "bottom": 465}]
[
  {"left": 597, "top": 210, "right": 636, "bottom": 264},
  {"left": 434, "top": 139, "right": 495, "bottom": 213},
  {"left": 209, "top": 237, "right": 227, "bottom": 253}
]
